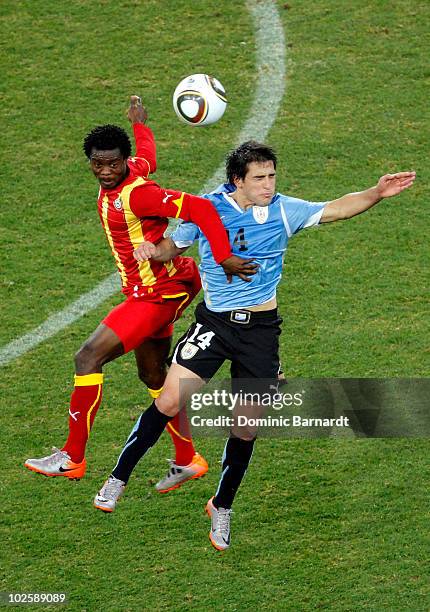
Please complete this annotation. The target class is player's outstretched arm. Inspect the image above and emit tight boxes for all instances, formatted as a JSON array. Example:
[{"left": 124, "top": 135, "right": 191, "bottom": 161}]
[
  {"left": 133, "top": 238, "right": 186, "bottom": 262},
  {"left": 127, "top": 95, "right": 156, "bottom": 175},
  {"left": 321, "top": 171, "right": 416, "bottom": 223}
]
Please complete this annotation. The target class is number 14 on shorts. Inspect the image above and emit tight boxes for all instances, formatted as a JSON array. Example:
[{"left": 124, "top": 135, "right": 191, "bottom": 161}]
[{"left": 187, "top": 323, "right": 215, "bottom": 350}]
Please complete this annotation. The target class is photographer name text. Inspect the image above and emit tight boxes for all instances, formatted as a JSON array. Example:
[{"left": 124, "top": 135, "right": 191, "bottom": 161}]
[{"left": 190, "top": 415, "right": 350, "bottom": 428}]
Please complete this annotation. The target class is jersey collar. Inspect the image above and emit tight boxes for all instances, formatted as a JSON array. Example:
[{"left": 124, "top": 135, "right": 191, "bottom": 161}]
[{"left": 222, "top": 192, "right": 244, "bottom": 213}]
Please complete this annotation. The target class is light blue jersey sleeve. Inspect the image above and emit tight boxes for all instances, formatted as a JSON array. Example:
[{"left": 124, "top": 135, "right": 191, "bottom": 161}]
[
  {"left": 170, "top": 221, "right": 200, "bottom": 248},
  {"left": 280, "top": 196, "right": 327, "bottom": 236}
]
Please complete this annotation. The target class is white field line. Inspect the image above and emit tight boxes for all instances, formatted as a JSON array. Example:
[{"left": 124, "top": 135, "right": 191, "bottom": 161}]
[{"left": 0, "top": 0, "right": 286, "bottom": 368}]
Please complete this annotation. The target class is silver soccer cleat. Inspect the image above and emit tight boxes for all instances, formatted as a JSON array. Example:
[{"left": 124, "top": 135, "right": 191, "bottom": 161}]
[
  {"left": 24, "top": 447, "right": 86, "bottom": 480},
  {"left": 155, "top": 453, "right": 208, "bottom": 493},
  {"left": 94, "top": 475, "right": 126, "bottom": 513},
  {"left": 205, "top": 497, "right": 232, "bottom": 551}
]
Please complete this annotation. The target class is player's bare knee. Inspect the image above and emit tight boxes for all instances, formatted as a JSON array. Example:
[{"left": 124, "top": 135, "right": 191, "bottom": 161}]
[
  {"left": 155, "top": 393, "right": 180, "bottom": 417},
  {"left": 74, "top": 341, "right": 101, "bottom": 372},
  {"left": 241, "top": 433, "right": 257, "bottom": 442},
  {"left": 231, "top": 425, "right": 257, "bottom": 441}
]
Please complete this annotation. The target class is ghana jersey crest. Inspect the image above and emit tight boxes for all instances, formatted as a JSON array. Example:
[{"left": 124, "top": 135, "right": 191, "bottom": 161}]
[
  {"left": 171, "top": 183, "right": 327, "bottom": 311},
  {"left": 96, "top": 126, "right": 232, "bottom": 298}
]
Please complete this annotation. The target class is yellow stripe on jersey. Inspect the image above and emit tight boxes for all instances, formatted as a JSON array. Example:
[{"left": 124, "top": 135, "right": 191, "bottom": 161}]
[
  {"left": 172, "top": 192, "right": 185, "bottom": 218},
  {"left": 121, "top": 177, "right": 157, "bottom": 286},
  {"left": 164, "top": 260, "right": 177, "bottom": 277},
  {"left": 101, "top": 195, "right": 128, "bottom": 287}
]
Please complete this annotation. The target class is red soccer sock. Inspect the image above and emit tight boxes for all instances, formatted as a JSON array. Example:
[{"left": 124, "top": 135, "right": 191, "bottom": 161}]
[
  {"left": 166, "top": 407, "right": 195, "bottom": 466},
  {"left": 62, "top": 373, "right": 104, "bottom": 463}
]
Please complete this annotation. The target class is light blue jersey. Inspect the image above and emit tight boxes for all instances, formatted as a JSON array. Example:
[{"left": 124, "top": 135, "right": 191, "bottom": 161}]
[{"left": 171, "top": 183, "right": 326, "bottom": 312}]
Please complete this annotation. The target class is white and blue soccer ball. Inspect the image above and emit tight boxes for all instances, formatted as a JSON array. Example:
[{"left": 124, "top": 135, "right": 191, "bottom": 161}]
[{"left": 172, "top": 73, "right": 227, "bottom": 126}]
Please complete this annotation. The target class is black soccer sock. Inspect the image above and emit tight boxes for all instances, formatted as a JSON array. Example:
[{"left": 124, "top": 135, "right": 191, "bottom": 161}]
[
  {"left": 112, "top": 401, "right": 172, "bottom": 484},
  {"left": 213, "top": 436, "right": 255, "bottom": 510}
]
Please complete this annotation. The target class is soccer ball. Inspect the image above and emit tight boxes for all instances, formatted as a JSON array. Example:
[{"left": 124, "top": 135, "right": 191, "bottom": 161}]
[{"left": 172, "top": 74, "right": 227, "bottom": 126}]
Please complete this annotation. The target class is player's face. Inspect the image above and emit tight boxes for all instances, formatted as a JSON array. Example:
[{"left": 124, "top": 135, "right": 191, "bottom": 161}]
[
  {"left": 90, "top": 148, "right": 128, "bottom": 189},
  {"left": 234, "top": 161, "right": 276, "bottom": 207}
]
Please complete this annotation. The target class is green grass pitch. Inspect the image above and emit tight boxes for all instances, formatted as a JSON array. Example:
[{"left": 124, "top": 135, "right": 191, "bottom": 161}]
[{"left": 1, "top": 0, "right": 429, "bottom": 610}]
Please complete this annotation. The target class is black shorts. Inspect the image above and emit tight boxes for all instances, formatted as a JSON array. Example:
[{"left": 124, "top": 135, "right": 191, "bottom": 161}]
[{"left": 172, "top": 302, "right": 282, "bottom": 386}]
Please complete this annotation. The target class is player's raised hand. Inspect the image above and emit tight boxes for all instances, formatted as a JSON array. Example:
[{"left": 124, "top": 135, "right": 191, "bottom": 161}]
[
  {"left": 376, "top": 171, "right": 416, "bottom": 198},
  {"left": 127, "top": 95, "right": 148, "bottom": 125},
  {"left": 133, "top": 241, "right": 157, "bottom": 262},
  {"left": 221, "top": 255, "right": 259, "bottom": 283}
]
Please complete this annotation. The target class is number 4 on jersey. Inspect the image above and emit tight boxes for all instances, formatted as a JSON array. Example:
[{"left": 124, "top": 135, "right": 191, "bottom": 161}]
[{"left": 227, "top": 227, "right": 248, "bottom": 252}]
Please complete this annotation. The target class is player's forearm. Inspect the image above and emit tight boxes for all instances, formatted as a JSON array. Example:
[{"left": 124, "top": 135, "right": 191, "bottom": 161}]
[
  {"left": 180, "top": 194, "right": 232, "bottom": 263},
  {"left": 133, "top": 123, "right": 157, "bottom": 173},
  {"left": 321, "top": 186, "right": 382, "bottom": 222},
  {"left": 153, "top": 238, "right": 186, "bottom": 261}
]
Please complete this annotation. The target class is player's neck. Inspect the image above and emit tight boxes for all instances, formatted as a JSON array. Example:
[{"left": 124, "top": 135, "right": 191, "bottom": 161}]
[{"left": 230, "top": 191, "right": 254, "bottom": 211}]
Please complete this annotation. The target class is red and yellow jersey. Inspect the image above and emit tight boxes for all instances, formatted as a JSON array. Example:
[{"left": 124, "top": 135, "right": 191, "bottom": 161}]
[{"left": 97, "top": 123, "right": 231, "bottom": 298}]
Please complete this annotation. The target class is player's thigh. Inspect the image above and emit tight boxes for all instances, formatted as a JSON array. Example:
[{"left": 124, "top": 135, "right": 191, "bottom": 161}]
[
  {"left": 232, "top": 322, "right": 281, "bottom": 380},
  {"left": 134, "top": 336, "right": 172, "bottom": 374},
  {"left": 229, "top": 322, "right": 281, "bottom": 437},
  {"left": 76, "top": 323, "right": 125, "bottom": 371}
]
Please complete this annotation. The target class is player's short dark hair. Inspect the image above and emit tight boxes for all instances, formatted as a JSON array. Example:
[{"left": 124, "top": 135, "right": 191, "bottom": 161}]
[
  {"left": 83, "top": 124, "right": 132, "bottom": 159},
  {"left": 226, "top": 140, "right": 277, "bottom": 183}
]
